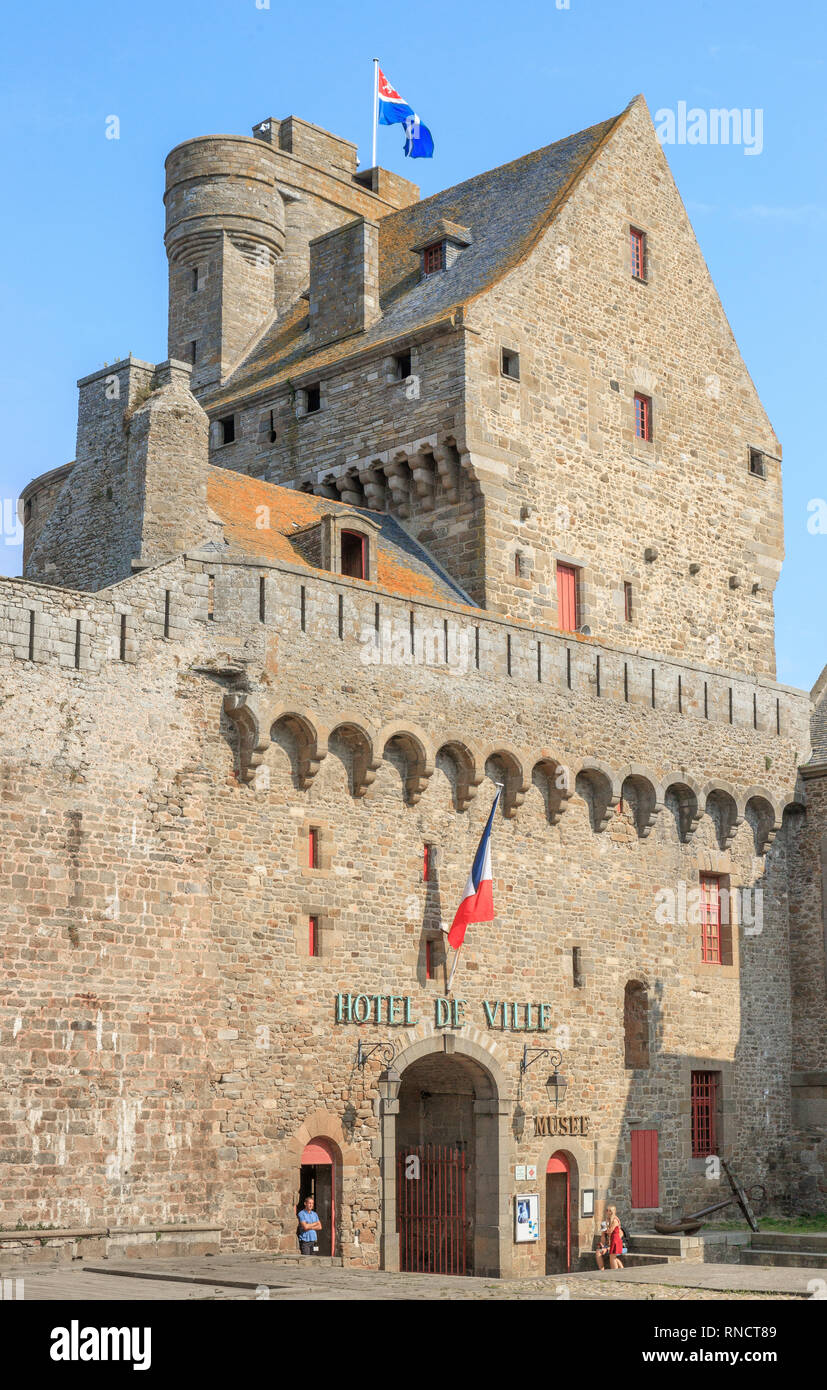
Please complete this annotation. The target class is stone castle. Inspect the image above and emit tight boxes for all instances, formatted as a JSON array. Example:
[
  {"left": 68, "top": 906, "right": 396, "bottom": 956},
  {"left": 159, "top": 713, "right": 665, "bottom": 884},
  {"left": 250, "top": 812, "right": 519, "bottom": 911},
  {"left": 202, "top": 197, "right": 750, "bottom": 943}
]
[{"left": 3, "top": 94, "right": 825, "bottom": 1276}]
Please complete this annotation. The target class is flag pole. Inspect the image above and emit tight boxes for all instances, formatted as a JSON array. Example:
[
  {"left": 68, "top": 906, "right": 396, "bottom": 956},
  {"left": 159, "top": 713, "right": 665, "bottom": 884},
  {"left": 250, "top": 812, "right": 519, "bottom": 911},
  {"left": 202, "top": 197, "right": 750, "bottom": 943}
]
[
  {"left": 446, "top": 942, "right": 462, "bottom": 994},
  {"left": 371, "top": 57, "right": 379, "bottom": 169},
  {"left": 446, "top": 783, "right": 503, "bottom": 995}
]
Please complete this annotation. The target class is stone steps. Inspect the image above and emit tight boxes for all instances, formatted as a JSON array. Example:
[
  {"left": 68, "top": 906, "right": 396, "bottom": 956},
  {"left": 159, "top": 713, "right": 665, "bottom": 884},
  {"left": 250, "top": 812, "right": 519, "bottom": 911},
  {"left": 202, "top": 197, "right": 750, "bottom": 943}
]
[
  {"left": 741, "top": 1249, "right": 827, "bottom": 1270},
  {"left": 628, "top": 1234, "right": 704, "bottom": 1258},
  {"left": 618, "top": 1252, "right": 675, "bottom": 1268},
  {"left": 748, "top": 1232, "right": 827, "bottom": 1252}
]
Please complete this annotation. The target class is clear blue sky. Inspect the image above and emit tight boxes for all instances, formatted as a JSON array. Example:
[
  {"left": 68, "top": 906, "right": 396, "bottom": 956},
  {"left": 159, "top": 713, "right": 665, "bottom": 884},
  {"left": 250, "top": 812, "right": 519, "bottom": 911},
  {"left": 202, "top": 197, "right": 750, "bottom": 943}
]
[{"left": 1, "top": 0, "right": 824, "bottom": 689}]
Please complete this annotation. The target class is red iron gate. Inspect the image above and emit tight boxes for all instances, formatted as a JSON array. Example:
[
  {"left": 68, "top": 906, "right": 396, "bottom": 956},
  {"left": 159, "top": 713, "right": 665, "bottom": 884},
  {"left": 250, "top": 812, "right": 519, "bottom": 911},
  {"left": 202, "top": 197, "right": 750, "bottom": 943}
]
[{"left": 397, "top": 1144, "right": 468, "bottom": 1274}]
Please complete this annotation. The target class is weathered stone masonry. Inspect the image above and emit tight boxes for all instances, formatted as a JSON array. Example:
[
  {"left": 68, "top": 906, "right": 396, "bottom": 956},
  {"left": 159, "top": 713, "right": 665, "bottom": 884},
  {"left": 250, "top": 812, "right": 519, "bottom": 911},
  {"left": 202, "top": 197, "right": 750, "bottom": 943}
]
[{"left": 3, "top": 93, "right": 825, "bottom": 1275}]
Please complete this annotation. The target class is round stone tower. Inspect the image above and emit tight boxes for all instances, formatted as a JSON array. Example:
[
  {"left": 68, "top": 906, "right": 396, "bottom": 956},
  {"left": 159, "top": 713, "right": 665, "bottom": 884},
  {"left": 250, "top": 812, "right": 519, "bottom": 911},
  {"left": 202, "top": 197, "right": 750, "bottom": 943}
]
[{"left": 164, "top": 136, "right": 286, "bottom": 391}]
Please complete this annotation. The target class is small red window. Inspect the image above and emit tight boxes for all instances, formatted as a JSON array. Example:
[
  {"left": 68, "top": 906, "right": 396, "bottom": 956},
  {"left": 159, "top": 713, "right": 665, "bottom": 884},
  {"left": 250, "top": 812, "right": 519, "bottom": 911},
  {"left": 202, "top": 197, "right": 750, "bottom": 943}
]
[
  {"left": 423, "top": 242, "right": 444, "bottom": 275},
  {"left": 630, "top": 227, "right": 647, "bottom": 280},
  {"left": 691, "top": 1071, "right": 719, "bottom": 1157},
  {"left": 425, "top": 939, "right": 434, "bottom": 979},
  {"left": 556, "top": 562, "right": 579, "bottom": 633},
  {"left": 700, "top": 874, "right": 721, "bottom": 963},
  {"left": 700, "top": 874, "right": 732, "bottom": 965},
  {"left": 309, "top": 915, "right": 319, "bottom": 957},
  {"left": 423, "top": 843, "right": 432, "bottom": 881},
  {"left": 308, "top": 827, "right": 319, "bottom": 869},
  {"left": 634, "top": 393, "right": 652, "bottom": 442}
]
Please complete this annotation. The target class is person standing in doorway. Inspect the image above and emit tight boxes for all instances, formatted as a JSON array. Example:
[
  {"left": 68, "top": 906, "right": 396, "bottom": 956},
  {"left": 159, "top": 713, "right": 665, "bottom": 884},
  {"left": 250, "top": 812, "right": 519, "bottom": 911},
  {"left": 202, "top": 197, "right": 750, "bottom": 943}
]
[{"left": 297, "top": 1196, "right": 322, "bottom": 1254}]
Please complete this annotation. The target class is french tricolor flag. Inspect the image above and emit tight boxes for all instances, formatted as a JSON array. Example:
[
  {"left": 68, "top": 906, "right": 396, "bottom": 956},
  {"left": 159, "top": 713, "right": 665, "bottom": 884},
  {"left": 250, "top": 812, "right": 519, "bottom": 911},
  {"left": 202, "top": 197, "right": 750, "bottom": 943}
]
[{"left": 445, "top": 790, "right": 501, "bottom": 951}]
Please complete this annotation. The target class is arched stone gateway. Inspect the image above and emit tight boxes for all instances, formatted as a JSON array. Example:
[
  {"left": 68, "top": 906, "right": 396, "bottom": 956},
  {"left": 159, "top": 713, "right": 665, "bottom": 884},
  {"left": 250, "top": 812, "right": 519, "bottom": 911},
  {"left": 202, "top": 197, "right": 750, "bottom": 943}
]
[{"left": 379, "top": 1035, "right": 513, "bottom": 1278}]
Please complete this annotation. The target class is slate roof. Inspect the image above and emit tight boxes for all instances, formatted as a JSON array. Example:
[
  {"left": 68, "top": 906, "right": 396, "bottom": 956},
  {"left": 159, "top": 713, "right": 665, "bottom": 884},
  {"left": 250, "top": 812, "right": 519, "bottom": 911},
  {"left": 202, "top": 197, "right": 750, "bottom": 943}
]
[
  {"left": 204, "top": 102, "right": 632, "bottom": 410},
  {"left": 207, "top": 466, "right": 476, "bottom": 607}
]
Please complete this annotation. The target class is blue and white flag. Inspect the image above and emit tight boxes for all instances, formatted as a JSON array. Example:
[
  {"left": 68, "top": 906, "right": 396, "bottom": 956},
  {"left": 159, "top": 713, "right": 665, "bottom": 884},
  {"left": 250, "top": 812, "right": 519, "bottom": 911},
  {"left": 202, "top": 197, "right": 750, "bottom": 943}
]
[{"left": 377, "top": 66, "right": 434, "bottom": 159}]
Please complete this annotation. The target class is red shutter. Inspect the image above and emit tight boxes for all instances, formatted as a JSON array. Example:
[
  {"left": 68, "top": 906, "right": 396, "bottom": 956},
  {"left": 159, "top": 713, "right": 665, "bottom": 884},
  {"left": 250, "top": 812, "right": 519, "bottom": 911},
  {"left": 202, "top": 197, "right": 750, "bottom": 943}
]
[
  {"left": 556, "top": 563, "right": 579, "bottom": 632},
  {"left": 425, "top": 939, "right": 433, "bottom": 979},
  {"left": 631, "top": 1129, "right": 659, "bottom": 1208},
  {"left": 634, "top": 393, "right": 652, "bottom": 441},
  {"left": 630, "top": 227, "right": 646, "bottom": 279},
  {"left": 308, "top": 916, "right": 318, "bottom": 957}
]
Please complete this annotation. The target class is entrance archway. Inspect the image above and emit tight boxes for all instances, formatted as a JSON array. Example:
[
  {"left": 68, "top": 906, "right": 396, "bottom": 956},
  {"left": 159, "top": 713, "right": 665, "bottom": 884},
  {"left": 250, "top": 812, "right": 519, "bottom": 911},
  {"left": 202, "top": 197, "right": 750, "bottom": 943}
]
[
  {"left": 387, "top": 1040, "right": 509, "bottom": 1277},
  {"left": 299, "top": 1137, "right": 338, "bottom": 1256},
  {"left": 545, "top": 1150, "right": 578, "bottom": 1274}
]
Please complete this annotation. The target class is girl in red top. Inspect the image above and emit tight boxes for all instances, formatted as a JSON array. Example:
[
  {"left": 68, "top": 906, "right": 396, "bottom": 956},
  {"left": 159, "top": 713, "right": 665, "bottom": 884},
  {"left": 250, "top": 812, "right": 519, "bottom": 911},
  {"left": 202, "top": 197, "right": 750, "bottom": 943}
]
[{"left": 606, "top": 1205, "right": 624, "bottom": 1269}]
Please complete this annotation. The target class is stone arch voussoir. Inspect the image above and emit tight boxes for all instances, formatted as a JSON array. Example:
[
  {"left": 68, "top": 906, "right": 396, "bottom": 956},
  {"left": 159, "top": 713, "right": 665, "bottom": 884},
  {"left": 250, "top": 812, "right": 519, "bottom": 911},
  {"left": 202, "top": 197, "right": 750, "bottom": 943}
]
[
  {"left": 435, "top": 735, "right": 485, "bottom": 812},
  {"left": 393, "top": 1032, "right": 512, "bottom": 1104},
  {"left": 531, "top": 753, "right": 574, "bottom": 825},
  {"left": 482, "top": 744, "right": 531, "bottom": 819},
  {"left": 619, "top": 763, "right": 664, "bottom": 839},
  {"left": 742, "top": 787, "right": 782, "bottom": 853},
  {"left": 662, "top": 772, "right": 703, "bottom": 842},
  {"left": 223, "top": 691, "right": 272, "bottom": 783},
  {"left": 377, "top": 720, "right": 435, "bottom": 805},
  {"left": 286, "top": 1110, "right": 360, "bottom": 1169},
  {"left": 702, "top": 780, "right": 744, "bottom": 850},
  {"left": 574, "top": 759, "right": 620, "bottom": 833},
  {"left": 269, "top": 703, "right": 326, "bottom": 790},
  {"left": 327, "top": 712, "right": 380, "bottom": 798}
]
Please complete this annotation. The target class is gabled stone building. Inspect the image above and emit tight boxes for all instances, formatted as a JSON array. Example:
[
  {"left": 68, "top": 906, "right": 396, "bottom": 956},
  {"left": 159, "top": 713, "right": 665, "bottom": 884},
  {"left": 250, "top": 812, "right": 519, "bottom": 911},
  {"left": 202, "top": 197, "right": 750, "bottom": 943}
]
[{"left": 3, "top": 95, "right": 824, "bottom": 1276}]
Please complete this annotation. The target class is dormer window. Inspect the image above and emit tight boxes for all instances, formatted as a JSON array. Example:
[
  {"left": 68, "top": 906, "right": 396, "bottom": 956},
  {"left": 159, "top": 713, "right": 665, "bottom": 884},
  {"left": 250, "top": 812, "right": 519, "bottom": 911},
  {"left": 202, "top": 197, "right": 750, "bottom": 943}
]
[
  {"left": 423, "top": 242, "right": 445, "bottom": 275},
  {"left": 318, "top": 511, "right": 382, "bottom": 582},
  {"left": 412, "top": 220, "right": 472, "bottom": 280},
  {"left": 341, "top": 530, "right": 368, "bottom": 580}
]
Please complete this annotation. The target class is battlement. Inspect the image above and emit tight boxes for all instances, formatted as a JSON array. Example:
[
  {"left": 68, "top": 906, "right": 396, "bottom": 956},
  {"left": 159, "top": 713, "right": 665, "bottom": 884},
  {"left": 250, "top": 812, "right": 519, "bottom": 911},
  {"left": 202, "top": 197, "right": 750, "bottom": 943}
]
[{"left": 0, "top": 551, "right": 811, "bottom": 793}]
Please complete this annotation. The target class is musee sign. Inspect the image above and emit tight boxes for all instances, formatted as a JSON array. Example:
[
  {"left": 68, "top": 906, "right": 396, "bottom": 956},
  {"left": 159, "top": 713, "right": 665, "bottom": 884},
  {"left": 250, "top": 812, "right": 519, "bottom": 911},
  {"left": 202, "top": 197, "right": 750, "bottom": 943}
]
[{"left": 534, "top": 1115, "right": 591, "bottom": 1136}]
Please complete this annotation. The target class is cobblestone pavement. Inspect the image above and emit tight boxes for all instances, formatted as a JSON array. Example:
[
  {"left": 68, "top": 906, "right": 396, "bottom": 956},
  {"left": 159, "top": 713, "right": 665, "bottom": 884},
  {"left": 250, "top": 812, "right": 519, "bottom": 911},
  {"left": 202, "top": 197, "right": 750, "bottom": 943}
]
[{"left": 3, "top": 1257, "right": 807, "bottom": 1301}]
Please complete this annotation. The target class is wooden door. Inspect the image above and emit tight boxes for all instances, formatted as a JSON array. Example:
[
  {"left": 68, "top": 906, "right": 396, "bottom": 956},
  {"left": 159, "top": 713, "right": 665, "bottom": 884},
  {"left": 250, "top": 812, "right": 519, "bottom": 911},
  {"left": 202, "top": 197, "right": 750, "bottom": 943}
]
[
  {"left": 556, "top": 563, "right": 579, "bottom": 632},
  {"left": 545, "top": 1170, "right": 570, "bottom": 1273}
]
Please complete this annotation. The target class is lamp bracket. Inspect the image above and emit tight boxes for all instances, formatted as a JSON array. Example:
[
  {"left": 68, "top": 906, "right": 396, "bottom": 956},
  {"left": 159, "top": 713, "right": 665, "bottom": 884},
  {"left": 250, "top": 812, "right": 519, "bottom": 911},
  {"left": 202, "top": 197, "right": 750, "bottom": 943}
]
[
  {"left": 520, "top": 1045, "right": 562, "bottom": 1076},
  {"left": 356, "top": 1039, "right": 396, "bottom": 1070}
]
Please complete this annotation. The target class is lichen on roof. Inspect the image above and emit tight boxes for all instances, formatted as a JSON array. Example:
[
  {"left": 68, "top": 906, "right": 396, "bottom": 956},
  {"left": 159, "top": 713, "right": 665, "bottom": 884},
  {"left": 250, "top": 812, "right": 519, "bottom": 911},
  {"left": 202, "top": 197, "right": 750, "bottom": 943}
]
[{"left": 207, "top": 466, "right": 477, "bottom": 607}]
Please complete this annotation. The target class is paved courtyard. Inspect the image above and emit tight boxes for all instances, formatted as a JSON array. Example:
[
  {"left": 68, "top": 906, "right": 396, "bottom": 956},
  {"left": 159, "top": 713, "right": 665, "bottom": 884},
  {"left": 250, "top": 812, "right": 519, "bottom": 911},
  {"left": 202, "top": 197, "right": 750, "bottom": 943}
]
[{"left": 1, "top": 1255, "right": 813, "bottom": 1301}]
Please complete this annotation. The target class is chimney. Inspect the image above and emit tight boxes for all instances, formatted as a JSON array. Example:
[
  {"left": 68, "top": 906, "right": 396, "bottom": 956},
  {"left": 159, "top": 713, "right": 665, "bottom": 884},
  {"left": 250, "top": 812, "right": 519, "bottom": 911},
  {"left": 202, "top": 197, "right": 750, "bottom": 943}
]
[
  {"left": 308, "top": 217, "right": 380, "bottom": 346},
  {"left": 126, "top": 359, "right": 218, "bottom": 567}
]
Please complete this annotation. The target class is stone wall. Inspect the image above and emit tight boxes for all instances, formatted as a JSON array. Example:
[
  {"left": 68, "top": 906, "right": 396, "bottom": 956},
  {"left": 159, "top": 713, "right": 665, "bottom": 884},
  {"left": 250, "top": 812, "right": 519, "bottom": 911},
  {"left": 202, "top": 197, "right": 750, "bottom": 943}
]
[
  {"left": 463, "top": 97, "right": 784, "bottom": 678},
  {"left": 0, "top": 553, "right": 813, "bottom": 1265}
]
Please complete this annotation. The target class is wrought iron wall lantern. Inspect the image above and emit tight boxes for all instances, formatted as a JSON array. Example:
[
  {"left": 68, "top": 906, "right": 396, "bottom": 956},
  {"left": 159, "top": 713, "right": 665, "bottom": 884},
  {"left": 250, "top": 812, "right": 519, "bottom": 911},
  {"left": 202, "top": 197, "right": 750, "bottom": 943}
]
[
  {"left": 520, "top": 1045, "right": 568, "bottom": 1107},
  {"left": 355, "top": 1040, "right": 400, "bottom": 1104}
]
